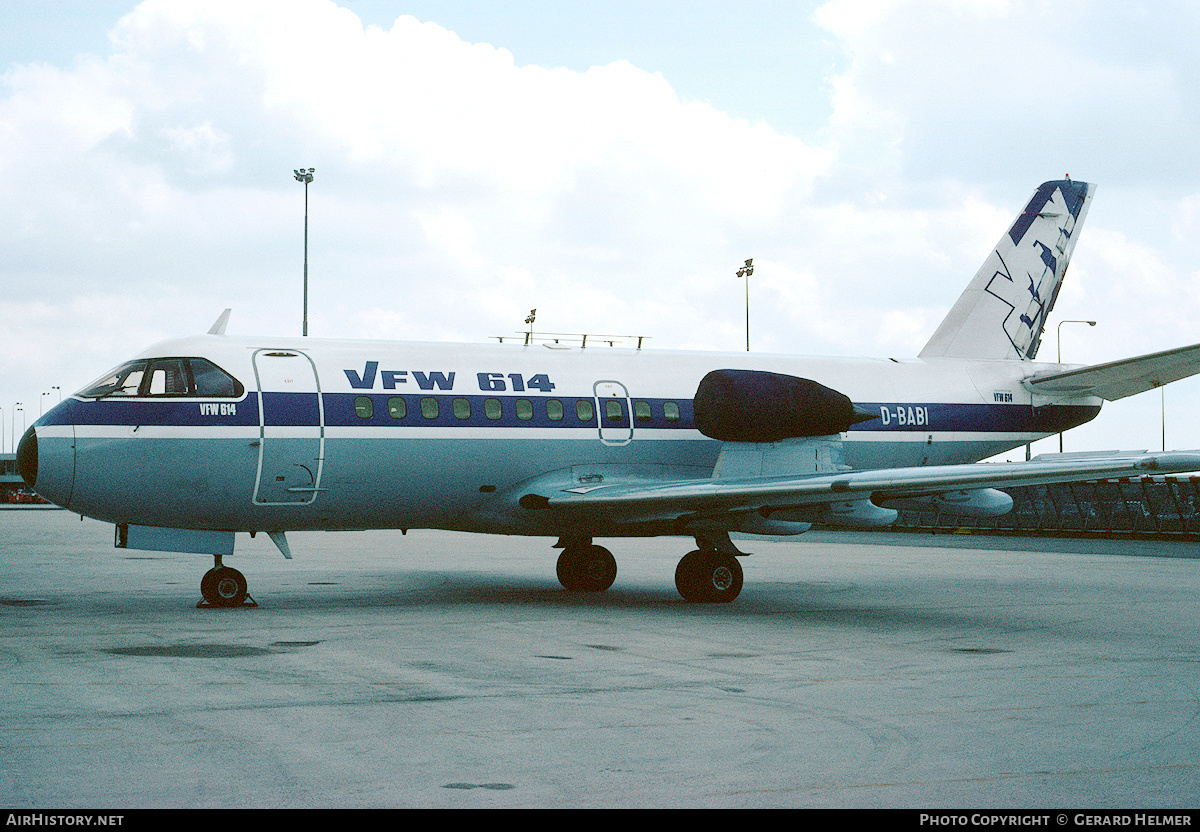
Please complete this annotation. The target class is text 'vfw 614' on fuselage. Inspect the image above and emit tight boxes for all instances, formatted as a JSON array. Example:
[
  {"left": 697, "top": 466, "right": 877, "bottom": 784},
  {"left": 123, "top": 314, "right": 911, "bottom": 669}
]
[{"left": 18, "top": 179, "right": 1200, "bottom": 606}]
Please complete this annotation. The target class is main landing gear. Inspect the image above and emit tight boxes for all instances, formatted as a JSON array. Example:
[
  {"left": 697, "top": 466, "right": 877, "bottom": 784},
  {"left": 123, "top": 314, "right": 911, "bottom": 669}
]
[
  {"left": 556, "top": 541, "right": 618, "bottom": 592},
  {"left": 197, "top": 555, "right": 256, "bottom": 608},
  {"left": 673, "top": 549, "right": 743, "bottom": 604},
  {"left": 554, "top": 537, "right": 745, "bottom": 603}
]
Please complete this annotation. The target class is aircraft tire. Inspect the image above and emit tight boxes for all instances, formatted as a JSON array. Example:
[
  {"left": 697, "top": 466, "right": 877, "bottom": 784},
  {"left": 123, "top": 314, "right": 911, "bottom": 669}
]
[
  {"left": 200, "top": 566, "right": 248, "bottom": 607},
  {"left": 675, "top": 550, "right": 743, "bottom": 603},
  {"left": 556, "top": 545, "right": 617, "bottom": 592}
]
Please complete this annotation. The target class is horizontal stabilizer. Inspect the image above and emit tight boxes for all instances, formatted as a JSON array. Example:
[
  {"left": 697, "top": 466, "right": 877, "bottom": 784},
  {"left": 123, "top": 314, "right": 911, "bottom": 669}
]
[{"left": 1024, "top": 342, "right": 1200, "bottom": 400}]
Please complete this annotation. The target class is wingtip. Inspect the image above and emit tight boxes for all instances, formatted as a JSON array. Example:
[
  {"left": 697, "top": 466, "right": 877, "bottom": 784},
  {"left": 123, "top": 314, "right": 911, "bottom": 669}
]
[{"left": 1138, "top": 452, "right": 1200, "bottom": 473}]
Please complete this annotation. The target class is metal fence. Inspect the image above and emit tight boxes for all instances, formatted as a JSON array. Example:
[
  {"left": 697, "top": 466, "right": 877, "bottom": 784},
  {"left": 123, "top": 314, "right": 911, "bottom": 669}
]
[{"left": 892, "top": 477, "right": 1200, "bottom": 538}]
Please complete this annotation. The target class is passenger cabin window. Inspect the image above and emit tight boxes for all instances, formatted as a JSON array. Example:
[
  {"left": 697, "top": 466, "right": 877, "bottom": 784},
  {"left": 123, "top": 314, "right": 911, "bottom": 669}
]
[
  {"left": 576, "top": 400, "right": 594, "bottom": 423},
  {"left": 634, "top": 401, "right": 652, "bottom": 423},
  {"left": 77, "top": 357, "right": 244, "bottom": 399},
  {"left": 388, "top": 397, "right": 407, "bottom": 419},
  {"left": 546, "top": 399, "right": 564, "bottom": 421},
  {"left": 664, "top": 401, "right": 681, "bottom": 422}
]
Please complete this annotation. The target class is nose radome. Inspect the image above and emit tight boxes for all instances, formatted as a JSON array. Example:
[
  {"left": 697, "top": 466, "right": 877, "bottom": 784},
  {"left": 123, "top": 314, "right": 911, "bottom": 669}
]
[
  {"left": 22, "top": 402, "right": 76, "bottom": 510},
  {"left": 17, "top": 427, "right": 37, "bottom": 489}
]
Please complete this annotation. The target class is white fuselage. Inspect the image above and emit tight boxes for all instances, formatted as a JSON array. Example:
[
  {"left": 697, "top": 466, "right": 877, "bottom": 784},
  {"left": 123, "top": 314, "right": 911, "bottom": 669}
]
[{"left": 28, "top": 335, "right": 1101, "bottom": 536}]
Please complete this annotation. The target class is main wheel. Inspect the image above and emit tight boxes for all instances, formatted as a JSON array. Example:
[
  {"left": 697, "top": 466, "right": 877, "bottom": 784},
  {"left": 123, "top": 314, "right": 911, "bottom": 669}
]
[
  {"left": 674, "top": 550, "right": 743, "bottom": 603},
  {"left": 556, "top": 545, "right": 617, "bottom": 592},
  {"left": 200, "top": 566, "right": 248, "bottom": 607}
]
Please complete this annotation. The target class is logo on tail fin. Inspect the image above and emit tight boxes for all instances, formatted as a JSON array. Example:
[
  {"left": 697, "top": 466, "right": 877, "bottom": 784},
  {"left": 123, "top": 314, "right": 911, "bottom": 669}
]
[
  {"left": 983, "top": 198, "right": 1078, "bottom": 359},
  {"left": 919, "top": 179, "right": 1094, "bottom": 361}
]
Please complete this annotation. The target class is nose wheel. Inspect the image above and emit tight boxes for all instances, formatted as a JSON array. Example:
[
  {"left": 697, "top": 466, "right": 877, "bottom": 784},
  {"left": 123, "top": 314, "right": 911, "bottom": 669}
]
[{"left": 198, "top": 558, "right": 256, "bottom": 608}]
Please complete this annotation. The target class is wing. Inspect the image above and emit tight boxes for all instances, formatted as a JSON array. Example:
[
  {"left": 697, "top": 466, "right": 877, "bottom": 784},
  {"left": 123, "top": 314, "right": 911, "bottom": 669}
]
[{"left": 517, "top": 450, "right": 1200, "bottom": 529}]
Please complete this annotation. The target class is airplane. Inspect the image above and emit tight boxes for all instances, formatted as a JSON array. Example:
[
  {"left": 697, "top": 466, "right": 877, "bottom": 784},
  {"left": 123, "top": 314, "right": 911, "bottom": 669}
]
[{"left": 17, "top": 179, "right": 1200, "bottom": 606}]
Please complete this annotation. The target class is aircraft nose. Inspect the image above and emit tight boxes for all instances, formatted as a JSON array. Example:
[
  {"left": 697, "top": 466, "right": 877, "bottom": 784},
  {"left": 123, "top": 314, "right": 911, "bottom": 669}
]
[
  {"left": 17, "top": 427, "right": 37, "bottom": 488},
  {"left": 17, "top": 409, "right": 74, "bottom": 510}
]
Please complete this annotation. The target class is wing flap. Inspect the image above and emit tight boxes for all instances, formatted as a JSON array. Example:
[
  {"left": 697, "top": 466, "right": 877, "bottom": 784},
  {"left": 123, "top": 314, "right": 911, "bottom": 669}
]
[{"left": 1024, "top": 342, "right": 1200, "bottom": 400}]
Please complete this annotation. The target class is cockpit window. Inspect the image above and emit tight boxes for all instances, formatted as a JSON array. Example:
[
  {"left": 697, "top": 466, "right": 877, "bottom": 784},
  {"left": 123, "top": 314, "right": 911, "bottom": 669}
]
[
  {"left": 190, "top": 358, "right": 242, "bottom": 397},
  {"left": 77, "top": 357, "right": 244, "bottom": 399},
  {"left": 78, "top": 361, "right": 147, "bottom": 398},
  {"left": 146, "top": 359, "right": 189, "bottom": 396}
]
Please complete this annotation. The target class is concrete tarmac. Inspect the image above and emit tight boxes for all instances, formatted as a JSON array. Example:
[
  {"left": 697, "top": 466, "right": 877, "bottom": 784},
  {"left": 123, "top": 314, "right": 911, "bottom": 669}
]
[{"left": 2, "top": 510, "right": 1198, "bottom": 809}]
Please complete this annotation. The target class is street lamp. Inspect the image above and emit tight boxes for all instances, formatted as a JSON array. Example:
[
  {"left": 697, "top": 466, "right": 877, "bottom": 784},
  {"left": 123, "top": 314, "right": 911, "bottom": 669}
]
[
  {"left": 735, "top": 258, "right": 753, "bottom": 351},
  {"left": 10, "top": 403, "right": 21, "bottom": 457},
  {"left": 293, "top": 167, "right": 315, "bottom": 336},
  {"left": 1159, "top": 382, "right": 1166, "bottom": 452},
  {"left": 1056, "top": 319, "right": 1097, "bottom": 451}
]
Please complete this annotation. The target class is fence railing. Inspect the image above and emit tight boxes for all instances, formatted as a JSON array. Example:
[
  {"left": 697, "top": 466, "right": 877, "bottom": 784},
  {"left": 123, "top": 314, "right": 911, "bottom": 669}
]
[{"left": 891, "top": 477, "right": 1200, "bottom": 538}]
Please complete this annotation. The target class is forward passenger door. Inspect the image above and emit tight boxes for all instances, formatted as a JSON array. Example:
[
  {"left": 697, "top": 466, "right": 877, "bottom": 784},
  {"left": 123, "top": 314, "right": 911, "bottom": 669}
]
[{"left": 252, "top": 349, "right": 325, "bottom": 505}]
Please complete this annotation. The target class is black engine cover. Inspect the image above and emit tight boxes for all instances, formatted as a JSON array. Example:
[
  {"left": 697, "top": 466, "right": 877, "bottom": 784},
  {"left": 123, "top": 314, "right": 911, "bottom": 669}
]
[{"left": 693, "top": 369, "right": 871, "bottom": 443}]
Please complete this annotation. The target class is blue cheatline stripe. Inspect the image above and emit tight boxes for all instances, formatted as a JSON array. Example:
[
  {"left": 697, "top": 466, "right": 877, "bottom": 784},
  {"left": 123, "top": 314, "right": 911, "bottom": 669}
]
[
  {"left": 49, "top": 393, "right": 1100, "bottom": 435},
  {"left": 848, "top": 402, "right": 1101, "bottom": 434},
  {"left": 261, "top": 391, "right": 320, "bottom": 426},
  {"left": 37, "top": 397, "right": 259, "bottom": 428}
]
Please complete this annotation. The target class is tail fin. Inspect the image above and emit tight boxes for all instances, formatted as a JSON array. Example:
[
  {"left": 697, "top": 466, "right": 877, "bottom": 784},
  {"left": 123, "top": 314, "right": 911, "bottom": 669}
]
[
  {"left": 207, "top": 308, "right": 232, "bottom": 336},
  {"left": 919, "top": 179, "right": 1095, "bottom": 361}
]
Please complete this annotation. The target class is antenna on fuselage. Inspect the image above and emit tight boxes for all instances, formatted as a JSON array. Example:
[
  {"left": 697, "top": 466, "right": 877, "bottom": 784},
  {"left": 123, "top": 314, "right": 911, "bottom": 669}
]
[{"left": 208, "top": 309, "right": 232, "bottom": 336}]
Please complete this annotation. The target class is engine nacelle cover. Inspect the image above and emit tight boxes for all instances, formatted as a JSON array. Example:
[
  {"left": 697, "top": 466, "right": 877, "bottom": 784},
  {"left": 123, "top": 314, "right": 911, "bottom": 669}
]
[
  {"left": 878, "top": 488, "right": 1014, "bottom": 518},
  {"left": 693, "top": 369, "right": 870, "bottom": 443}
]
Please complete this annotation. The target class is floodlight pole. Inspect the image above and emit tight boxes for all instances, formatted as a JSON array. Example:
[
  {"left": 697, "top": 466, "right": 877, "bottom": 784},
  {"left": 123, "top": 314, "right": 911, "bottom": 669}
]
[
  {"left": 1056, "top": 319, "right": 1096, "bottom": 452},
  {"left": 1161, "top": 384, "right": 1166, "bottom": 452},
  {"left": 293, "top": 168, "right": 315, "bottom": 336},
  {"left": 736, "top": 259, "right": 753, "bottom": 351},
  {"left": 10, "top": 403, "right": 21, "bottom": 457},
  {"left": 525, "top": 309, "right": 537, "bottom": 346}
]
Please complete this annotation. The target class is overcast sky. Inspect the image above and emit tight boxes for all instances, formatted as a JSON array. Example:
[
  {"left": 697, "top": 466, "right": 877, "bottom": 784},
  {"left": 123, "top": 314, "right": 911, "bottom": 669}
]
[{"left": 3, "top": 0, "right": 1200, "bottom": 459}]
